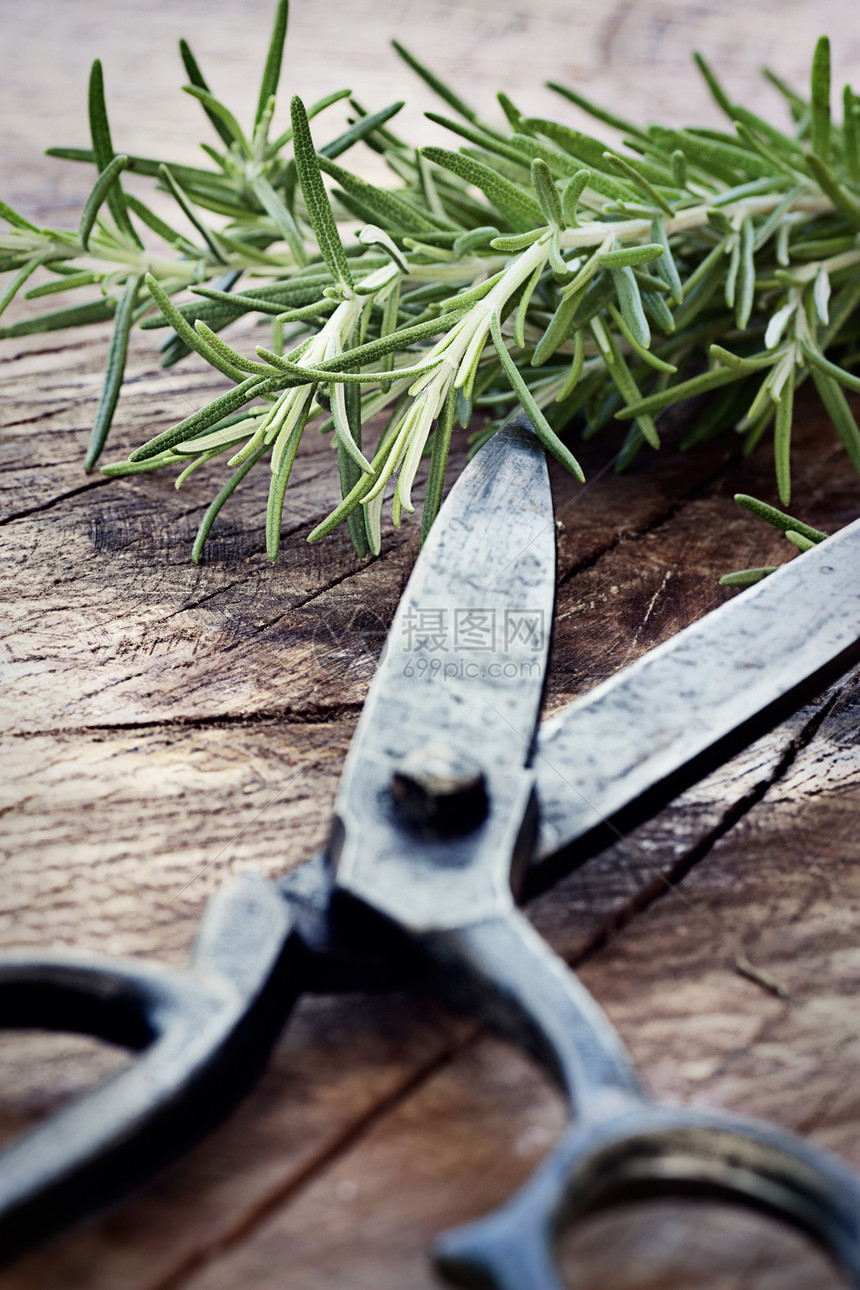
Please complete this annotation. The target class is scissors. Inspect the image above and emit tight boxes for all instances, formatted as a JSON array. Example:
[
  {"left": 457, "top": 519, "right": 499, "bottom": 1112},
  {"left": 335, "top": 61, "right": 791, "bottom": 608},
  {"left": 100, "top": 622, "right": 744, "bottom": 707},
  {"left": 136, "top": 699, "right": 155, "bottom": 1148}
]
[{"left": 2, "top": 412, "right": 860, "bottom": 1288}]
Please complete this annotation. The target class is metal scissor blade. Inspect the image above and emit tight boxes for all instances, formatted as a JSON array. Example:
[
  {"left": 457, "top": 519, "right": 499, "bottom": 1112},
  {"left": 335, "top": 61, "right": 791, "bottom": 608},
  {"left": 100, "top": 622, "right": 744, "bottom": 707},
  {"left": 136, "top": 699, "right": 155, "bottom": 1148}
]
[
  {"left": 330, "top": 412, "right": 556, "bottom": 928},
  {"left": 343, "top": 412, "right": 555, "bottom": 775},
  {"left": 530, "top": 516, "right": 860, "bottom": 883}
]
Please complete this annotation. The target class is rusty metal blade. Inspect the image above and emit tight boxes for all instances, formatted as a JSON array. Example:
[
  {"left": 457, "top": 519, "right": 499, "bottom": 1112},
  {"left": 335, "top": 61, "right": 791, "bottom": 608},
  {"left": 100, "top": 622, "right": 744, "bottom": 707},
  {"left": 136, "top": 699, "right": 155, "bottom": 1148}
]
[
  {"left": 531, "top": 518, "right": 860, "bottom": 884},
  {"left": 330, "top": 412, "right": 556, "bottom": 928},
  {"left": 338, "top": 411, "right": 555, "bottom": 786}
]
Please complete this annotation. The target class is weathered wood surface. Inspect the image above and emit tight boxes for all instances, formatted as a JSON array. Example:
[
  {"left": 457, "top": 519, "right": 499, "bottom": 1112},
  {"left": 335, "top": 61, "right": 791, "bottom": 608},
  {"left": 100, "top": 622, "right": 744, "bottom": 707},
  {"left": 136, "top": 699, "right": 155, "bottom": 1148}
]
[{"left": 2, "top": 2, "right": 860, "bottom": 1287}]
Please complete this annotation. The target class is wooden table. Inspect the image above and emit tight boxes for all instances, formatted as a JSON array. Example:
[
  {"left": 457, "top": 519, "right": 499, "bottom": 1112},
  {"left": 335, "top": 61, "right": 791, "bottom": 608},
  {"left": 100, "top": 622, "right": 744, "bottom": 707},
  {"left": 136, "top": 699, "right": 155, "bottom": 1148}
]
[{"left": 3, "top": 2, "right": 860, "bottom": 1286}]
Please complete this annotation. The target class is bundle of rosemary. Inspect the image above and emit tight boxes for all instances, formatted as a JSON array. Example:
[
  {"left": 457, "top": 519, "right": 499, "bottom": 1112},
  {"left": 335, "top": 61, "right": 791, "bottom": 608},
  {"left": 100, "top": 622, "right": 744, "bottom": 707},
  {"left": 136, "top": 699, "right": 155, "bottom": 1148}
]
[{"left": 2, "top": 2, "right": 859, "bottom": 564}]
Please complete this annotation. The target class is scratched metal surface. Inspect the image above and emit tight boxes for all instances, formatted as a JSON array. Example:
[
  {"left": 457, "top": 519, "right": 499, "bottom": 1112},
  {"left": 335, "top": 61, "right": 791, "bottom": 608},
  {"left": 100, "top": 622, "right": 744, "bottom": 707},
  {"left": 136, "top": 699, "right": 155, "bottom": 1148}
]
[
  {"left": 4, "top": 2, "right": 860, "bottom": 1288},
  {"left": 334, "top": 417, "right": 555, "bottom": 928},
  {"left": 534, "top": 520, "right": 860, "bottom": 868}
]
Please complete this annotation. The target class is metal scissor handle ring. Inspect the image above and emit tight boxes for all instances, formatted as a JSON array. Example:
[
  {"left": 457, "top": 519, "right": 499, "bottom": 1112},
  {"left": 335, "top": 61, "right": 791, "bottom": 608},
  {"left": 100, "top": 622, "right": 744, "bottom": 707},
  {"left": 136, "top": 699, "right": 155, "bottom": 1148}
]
[{"left": 0, "top": 872, "right": 303, "bottom": 1263}]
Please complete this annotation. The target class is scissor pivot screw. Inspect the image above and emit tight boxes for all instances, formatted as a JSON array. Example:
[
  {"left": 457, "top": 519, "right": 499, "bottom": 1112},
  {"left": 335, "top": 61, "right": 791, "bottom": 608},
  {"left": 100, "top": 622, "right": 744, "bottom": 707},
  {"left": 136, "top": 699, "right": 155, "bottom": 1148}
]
[{"left": 390, "top": 744, "right": 488, "bottom": 832}]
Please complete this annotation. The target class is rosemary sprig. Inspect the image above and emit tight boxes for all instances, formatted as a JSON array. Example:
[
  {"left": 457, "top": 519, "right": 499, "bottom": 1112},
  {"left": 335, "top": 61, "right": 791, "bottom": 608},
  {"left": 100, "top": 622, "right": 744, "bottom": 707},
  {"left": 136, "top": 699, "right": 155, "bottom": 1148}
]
[
  {"left": 720, "top": 493, "right": 829, "bottom": 586},
  {"left": 3, "top": 12, "right": 860, "bottom": 564}
]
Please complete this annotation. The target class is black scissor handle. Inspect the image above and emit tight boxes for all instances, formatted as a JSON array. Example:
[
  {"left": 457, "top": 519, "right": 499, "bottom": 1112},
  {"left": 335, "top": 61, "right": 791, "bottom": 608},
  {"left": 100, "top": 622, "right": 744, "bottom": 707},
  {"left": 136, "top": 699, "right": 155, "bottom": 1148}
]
[
  {"left": 418, "top": 910, "right": 860, "bottom": 1290},
  {"left": 436, "top": 1105, "right": 860, "bottom": 1290},
  {"left": 0, "top": 872, "right": 303, "bottom": 1264}
]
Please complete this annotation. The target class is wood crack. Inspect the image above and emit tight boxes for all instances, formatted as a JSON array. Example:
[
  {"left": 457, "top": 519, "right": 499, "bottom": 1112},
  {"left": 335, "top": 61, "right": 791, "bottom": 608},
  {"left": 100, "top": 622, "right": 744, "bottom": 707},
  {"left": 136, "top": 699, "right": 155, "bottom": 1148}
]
[
  {"left": 156, "top": 1035, "right": 473, "bottom": 1290},
  {"left": 4, "top": 704, "right": 363, "bottom": 738},
  {"left": 556, "top": 454, "right": 735, "bottom": 588},
  {"left": 217, "top": 546, "right": 406, "bottom": 654},
  {"left": 570, "top": 679, "right": 853, "bottom": 969},
  {"left": 149, "top": 682, "right": 856, "bottom": 1286},
  {"left": 0, "top": 476, "right": 111, "bottom": 525}
]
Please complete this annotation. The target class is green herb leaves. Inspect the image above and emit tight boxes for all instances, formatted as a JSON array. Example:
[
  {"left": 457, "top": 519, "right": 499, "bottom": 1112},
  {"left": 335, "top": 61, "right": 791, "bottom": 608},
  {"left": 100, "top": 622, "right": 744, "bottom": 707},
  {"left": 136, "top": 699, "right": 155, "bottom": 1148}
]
[
  {"left": 720, "top": 494, "right": 829, "bottom": 586},
  {"left": 3, "top": 12, "right": 860, "bottom": 564},
  {"left": 291, "top": 96, "right": 353, "bottom": 288}
]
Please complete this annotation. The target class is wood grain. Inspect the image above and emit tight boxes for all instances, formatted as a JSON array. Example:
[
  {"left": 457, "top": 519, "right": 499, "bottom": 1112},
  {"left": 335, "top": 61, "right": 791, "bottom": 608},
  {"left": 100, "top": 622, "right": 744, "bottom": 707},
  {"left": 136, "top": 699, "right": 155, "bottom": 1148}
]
[{"left": 2, "top": 3, "right": 860, "bottom": 1287}]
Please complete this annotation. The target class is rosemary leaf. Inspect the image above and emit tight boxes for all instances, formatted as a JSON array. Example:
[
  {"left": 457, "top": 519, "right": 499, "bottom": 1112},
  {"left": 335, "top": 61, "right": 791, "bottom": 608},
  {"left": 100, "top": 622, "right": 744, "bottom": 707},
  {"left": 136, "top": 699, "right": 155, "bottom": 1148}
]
[
  {"left": 609, "top": 267, "right": 650, "bottom": 348},
  {"left": 78, "top": 154, "right": 128, "bottom": 250},
  {"left": 129, "top": 376, "right": 272, "bottom": 462},
  {"left": 420, "top": 147, "right": 543, "bottom": 229},
  {"left": 26, "top": 270, "right": 100, "bottom": 298},
  {"left": 845, "top": 86, "right": 860, "bottom": 184},
  {"left": 805, "top": 153, "right": 860, "bottom": 228},
  {"left": 0, "top": 298, "right": 116, "bottom": 339},
  {"left": 182, "top": 86, "right": 251, "bottom": 156},
  {"left": 145, "top": 275, "right": 245, "bottom": 380},
  {"left": 256, "top": 0, "right": 289, "bottom": 125},
  {"left": 734, "top": 494, "right": 829, "bottom": 541},
  {"left": 158, "top": 165, "right": 228, "bottom": 263},
  {"left": 800, "top": 339, "right": 860, "bottom": 394},
  {"left": 490, "top": 312, "right": 584, "bottom": 480},
  {"left": 124, "top": 193, "right": 199, "bottom": 253},
  {"left": 291, "top": 96, "right": 353, "bottom": 287},
  {"left": 773, "top": 362, "right": 795, "bottom": 504},
  {"left": 178, "top": 38, "right": 234, "bottom": 148},
  {"left": 392, "top": 40, "right": 478, "bottom": 124},
  {"left": 193, "top": 443, "right": 269, "bottom": 563},
  {"left": 608, "top": 304, "right": 675, "bottom": 372},
  {"left": 421, "top": 384, "right": 457, "bottom": 543},
  {"left": 0, "top": 254, "right": 48, "bottom": 321},
  {"left": 85, "top": 274, "right": 143, "bottom": 471},
  {"left": 321, "top": 102, "right": 405, "bottom": 161},
  {"left": 720, "top": 567, "right": 778, "bottom": 587},
  {"left": 319, "top": 154, "right": 455, "bottom": 232},
  {"left": 0, "top": 199, "right": 40, "bottom": 233},
  {"left": 267, "top": 418, "right": 305, "bottom": 561},
  {"left": 88, "top": 60, "right": 141, "bottom": 247},
  {"left": 617, "top": 365, "right": 743, "bottom": 418},
  {"left": 810, "top": 35, "right": 832, "bottom": 160},
  {"left": 736, "top": 215, "right": 756, "bottom": 329},
  {"left": 546, "top": 80, "right": 645, "bottom": 138},
  {"left": 424, "top": 112, "right": 529, "bottom": 169},
  {"left": 340, "top": 381, "right": 370, "bottom": 557},
  {"left": 810, "top": 369, "right": 860, "bottom": 477}
]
